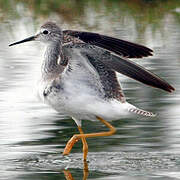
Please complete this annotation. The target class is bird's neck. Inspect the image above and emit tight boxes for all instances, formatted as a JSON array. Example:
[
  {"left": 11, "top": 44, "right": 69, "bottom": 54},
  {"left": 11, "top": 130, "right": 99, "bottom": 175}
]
[{"left": 41, "top": 42, "right": 63, "bottom": 80}]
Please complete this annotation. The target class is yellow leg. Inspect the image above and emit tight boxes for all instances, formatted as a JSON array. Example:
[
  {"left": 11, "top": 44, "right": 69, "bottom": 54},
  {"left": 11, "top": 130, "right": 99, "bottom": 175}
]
[
  {"left": 63, "top": 116, "right": 116, "bottom": 160},
  {"left": 78, "top": 126, "right": 88, "bottom": 161}
]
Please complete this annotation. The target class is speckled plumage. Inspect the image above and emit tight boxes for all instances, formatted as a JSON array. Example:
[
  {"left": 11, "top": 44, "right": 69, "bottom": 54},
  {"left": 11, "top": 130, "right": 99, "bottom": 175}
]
[
  {"left": 9, "top": 22, "right": 175, "bottom": 123},
  {"left": 9, "top": 21, "right": 175, "bottom": 161}
]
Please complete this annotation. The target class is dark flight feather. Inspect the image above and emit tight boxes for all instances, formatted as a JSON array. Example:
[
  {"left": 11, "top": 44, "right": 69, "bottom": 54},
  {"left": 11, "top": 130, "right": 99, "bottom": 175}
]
[
  {"left": 63, "top": 30, "right": 153, "bottom": 58},
  {"left": 100, "top": 53, "right": 175, "bottom": 93}
]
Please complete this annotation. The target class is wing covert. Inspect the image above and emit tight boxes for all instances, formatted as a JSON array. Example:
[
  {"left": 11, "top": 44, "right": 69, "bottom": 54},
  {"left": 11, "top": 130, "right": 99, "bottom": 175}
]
[{"left": 63, "top": 30, "right": 153, "bottom": 58}]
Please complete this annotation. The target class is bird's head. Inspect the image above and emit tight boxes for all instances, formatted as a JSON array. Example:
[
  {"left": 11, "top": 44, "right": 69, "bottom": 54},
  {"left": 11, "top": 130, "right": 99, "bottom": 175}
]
[{"left": 9, "top": 22, "right": 63, "bottom": 46}]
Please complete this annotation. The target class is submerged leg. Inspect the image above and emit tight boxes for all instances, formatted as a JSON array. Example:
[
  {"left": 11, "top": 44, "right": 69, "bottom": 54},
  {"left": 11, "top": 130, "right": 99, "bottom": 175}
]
[
  {"left": 83, "top": 160, "right": 89, "bottom": 180},
  {"left": 63, "top": 170, "right": 74, "bottom": 180},
  {"left": 63, "top": 161, "right": 89, "bottom": 180},
  {"left": 63, "top": 116, "right": 116, "bottom": 160}
]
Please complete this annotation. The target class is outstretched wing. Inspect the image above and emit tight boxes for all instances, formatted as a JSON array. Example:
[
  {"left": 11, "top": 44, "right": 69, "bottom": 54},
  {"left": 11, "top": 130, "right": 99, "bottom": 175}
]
[
  {"left": 63, "top": 30, "right": 153, "bottom": 58},
  {"left": 101, "top": 54, "right": 175, "bottom": 93},
  {"left": 63, "top": 43, "right": 174, "bottom": 93}
]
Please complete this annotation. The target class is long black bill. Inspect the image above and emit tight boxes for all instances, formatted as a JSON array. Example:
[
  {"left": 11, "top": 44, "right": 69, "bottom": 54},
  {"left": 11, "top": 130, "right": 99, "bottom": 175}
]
[
  {"left": 9, "top": 36, "right": 36, "bottom": 46},
  {"left": 101, "top": 54, "right": 175, "bottom": 93}
]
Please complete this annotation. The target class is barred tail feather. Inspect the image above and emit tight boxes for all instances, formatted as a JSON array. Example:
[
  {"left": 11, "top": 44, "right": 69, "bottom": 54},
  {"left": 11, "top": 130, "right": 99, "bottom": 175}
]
[
  {"left": 128, "top": 107, "right": 156, "bottom": 117},
  {"left": 124, "top": 102, "right": 156, "bottom": 117}
]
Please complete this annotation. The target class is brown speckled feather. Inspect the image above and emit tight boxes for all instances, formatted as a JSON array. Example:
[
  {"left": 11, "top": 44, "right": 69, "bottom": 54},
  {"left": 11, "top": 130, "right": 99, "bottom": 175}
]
[{"left": 85, "top": 53, "right": 126, "bottom": 103}]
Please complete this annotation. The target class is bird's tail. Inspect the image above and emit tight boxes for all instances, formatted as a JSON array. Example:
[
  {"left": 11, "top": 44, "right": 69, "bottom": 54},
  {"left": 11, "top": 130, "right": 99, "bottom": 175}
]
[{"left": 124, "top": 102, "right": 156, "bottom": 117}]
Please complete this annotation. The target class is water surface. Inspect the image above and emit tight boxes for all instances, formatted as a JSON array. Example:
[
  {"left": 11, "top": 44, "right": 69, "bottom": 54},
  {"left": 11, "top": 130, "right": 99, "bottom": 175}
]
[{"left": 1, "top": 0, "right": 180, "bottom": 179}]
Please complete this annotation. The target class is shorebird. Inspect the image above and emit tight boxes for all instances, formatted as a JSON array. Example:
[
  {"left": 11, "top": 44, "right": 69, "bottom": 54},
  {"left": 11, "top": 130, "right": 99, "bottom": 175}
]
[{"left": 9, "top": 22, "right": 175, "bottom": 161}]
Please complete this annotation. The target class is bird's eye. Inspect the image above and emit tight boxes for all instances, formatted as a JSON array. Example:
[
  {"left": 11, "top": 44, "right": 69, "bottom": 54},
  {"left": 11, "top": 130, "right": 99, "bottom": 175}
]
[{"left": 43, "top": 30, "right": 49, "bottom": 35}]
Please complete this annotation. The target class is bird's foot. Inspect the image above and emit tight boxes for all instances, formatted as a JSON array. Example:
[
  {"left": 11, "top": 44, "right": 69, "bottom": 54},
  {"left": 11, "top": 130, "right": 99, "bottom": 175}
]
[{"left": 63, "top": 135, "right": 79, "bottom": 155}]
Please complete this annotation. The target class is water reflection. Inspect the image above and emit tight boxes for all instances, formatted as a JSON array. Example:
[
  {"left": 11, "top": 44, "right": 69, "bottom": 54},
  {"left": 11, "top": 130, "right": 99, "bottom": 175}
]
[
  {"left": 64, "top": 161, "right": 89, "bottom": 180},
  {"left": 1, "top": 0, "right": 180, "bottom": 179}
]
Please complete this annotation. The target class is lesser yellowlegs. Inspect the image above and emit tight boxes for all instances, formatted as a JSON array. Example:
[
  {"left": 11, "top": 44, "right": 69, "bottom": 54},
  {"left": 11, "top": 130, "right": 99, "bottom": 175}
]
[{"left": 9, "top": 22, "right": 175, "bottom": 161}]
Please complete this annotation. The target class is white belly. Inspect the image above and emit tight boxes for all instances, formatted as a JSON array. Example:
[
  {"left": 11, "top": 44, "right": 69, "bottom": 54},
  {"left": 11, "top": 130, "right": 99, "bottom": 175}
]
[{"left": 37, "top": 77, "right": 135, "bottom": 121}]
